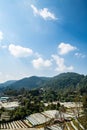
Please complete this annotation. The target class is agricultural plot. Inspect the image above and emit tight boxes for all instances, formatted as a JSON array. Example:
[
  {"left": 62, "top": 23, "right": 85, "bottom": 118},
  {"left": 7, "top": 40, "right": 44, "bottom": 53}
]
[
  {"left": 26, "top": 113, "right": 50, "bottom": 126},
  {"left": 42, "top": 110, "right": 58, "bottom": 119},
  {"left": 71, "top": 119, "right": 84, "bottom": 130},
  {"left": 0, "top": 128, "right": 44, "bottom": 130},
  {"left": 60, "top": 102, "right": 82, "bottom": 109},
  {"left": 46, "top": 124, "right": 62, "bottom": 130},
  {"left": 0, "top": 101, "right": 19, "bottom": 110},
  {"left": 42, "top": 110, "right": 75, "bottom": 122},
  {"left": 65, "top": 120, "right": 84, "bottom": 130},
  {"left": 0, "top": 110, "right": 85, "bottom": 130},
  {"left": 0, "top": 119, "right": 30, "bottom": 129}
]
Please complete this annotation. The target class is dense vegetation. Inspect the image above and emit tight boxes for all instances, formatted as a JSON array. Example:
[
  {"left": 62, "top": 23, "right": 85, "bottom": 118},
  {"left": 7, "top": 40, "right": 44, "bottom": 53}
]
[
  {"left": 0, "top": 88, "right": 61, "bottom": 122},
  {"left": 5, "top": 76, "right": 49, "bottom": 90}
]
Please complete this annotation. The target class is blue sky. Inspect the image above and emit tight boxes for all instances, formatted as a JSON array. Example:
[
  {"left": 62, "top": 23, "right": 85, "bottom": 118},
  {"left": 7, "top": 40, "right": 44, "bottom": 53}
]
[{"left": 0, "top": 0, "right": 87, "bottom": 82}]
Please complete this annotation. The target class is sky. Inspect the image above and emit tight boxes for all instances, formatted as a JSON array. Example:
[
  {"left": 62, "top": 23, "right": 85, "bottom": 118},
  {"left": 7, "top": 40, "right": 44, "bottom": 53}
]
[{"left": 0, "top": 0, "right": 87, "bottom": 83}]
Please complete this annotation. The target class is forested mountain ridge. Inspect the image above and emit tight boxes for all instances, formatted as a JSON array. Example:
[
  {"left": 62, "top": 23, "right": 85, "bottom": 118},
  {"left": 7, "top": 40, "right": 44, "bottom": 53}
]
[
  {"left": 43, "top": 72, "right": 84, "bottom": 90},
  {"left": 0, "top": 72, "right": 87, "bottom": 95},
  {"left": 0, "top": 80, "right": 16, "bottom": 89},
  {"left": 78, "top": 75, "right": 87, "bottom": 94},
  {"left": 4, "top": 76, "right": 50, "bottom": 90}
]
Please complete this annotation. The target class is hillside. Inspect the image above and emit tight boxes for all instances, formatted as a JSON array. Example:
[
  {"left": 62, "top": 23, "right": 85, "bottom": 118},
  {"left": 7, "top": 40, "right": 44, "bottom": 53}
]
[
  {"left": 0, "top": 80, "right": 16, "bottom": 88},
  {"left": 0, "top": 80, "right": 16, "bottom": 93},
  {"left": 78, "top": 75, "right": 87, "bottom": 95},
  {"left": 6, "top": 76, "right": 50, "bottom": 90},
  {"left": 43, "top": 72, "right": 84, "bottom": 90},
  {"left": 0, "top": 72, "right": 87, "bottom": 95}
]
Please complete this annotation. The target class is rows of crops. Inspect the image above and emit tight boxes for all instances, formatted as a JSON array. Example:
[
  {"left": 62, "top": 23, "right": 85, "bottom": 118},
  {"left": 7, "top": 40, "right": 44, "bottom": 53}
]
[
  {"left": 0, "top": 119, "right": 31, "bottom": 129},
  {"left": 47, "top": 124, "right": 62, "bottom": 130},
  {"left": 26, "top": 113, "right": 50, "bottom": 126}
]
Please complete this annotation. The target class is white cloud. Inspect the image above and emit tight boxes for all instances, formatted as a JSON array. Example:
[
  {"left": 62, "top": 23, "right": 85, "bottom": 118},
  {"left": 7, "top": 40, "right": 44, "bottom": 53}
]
[
  {"left": 31, "top": 4, "right": 38, "bottom": 15},
  {"left": 31, "top": 4, "right": 57, "bottom": 20},
  {"left": 58, "top": 42, "right": 77, "bottom": 55},
  {"left": 8, "top": 44, "right": 33, "bottom": 58},
  {"left": 52, "top": 54, "right": 74, "bottom": 72},
  {"left": 0, "top": 31, "right": 3, "bottom": 41},
  {"left": 32, "top": 57, "right": 52, "bottom": 69},
  {"left": 75, "top": 52, "right": 86, "bottom": 58}
]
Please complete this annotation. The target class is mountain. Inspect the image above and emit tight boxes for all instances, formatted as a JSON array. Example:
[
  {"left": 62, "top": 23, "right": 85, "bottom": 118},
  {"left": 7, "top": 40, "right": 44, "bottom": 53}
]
[
  {"left": 78, "top": 75, "right": 87, "bottom": 95},
  {"left": 0, "top": 72, "right": 86, "bottom": 94},
  {"left": 0, "top": 80, "right": 16, "bottom": 88},
  {"left": 43, "top": 72, "right": 84, "bottom": 90},
  {"left": 0, "top": 80, "right": 16, "bottom": 95},
  {"left": 7, "top": 76, "right": 50, "bottom": 90}
]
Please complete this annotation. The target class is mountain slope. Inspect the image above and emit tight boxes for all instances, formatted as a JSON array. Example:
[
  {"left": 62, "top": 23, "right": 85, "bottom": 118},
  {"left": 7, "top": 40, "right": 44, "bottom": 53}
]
[
  {"left": 0, "top": 80, "right": 16, "bottom": 88},
  {"left": 7, "top": 76, "right": 49, "bottom": 89},
  {"left": 0, "top": 72, "right": 86, "bottom": 93},
  {"left": 43, "top": 72, "right": 84, "bottom": 90},
  {"left": 78, "top": 75, "right": 87, "bottom": 94}
]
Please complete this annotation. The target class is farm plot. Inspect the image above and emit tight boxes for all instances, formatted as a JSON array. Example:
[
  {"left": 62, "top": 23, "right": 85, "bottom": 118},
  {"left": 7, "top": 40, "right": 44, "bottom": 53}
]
[
  {"left": 42, "top": 110, "right": 59, "bottom": 119},
  {"left": 26, "top": 113, "right": 50, "bottom": 126},
  {"left": 47, "top": 124, "right": 62, "bottom": 130},
  {"left": 0, "top": 120, "right": 30, "bottom": 129}
]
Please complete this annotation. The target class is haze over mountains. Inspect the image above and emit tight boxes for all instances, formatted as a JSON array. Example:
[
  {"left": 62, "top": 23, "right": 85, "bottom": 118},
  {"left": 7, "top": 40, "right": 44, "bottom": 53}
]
[{"left": 0, "top": 72, "right": 87, "bottom": 95}]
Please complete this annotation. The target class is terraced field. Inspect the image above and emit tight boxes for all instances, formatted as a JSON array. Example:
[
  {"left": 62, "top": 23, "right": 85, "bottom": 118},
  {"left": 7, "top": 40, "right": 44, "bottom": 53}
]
[
  {"left": 65, "top": 119, "right": 85, "bottom": 130},
  {"left": 0, "top": 119, "right": 32, "bottom": 129},
  {"left": 0, "top": 110, "right": 85, "bottom": 130}
]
